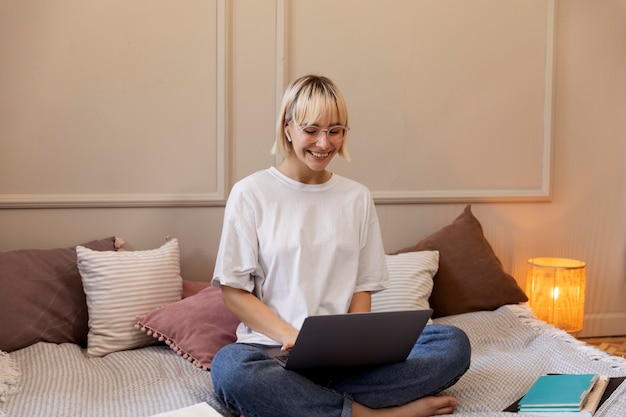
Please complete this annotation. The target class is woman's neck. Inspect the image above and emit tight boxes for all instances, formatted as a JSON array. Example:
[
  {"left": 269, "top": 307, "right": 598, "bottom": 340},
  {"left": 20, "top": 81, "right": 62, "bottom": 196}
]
[{"left": 275, "top": 161, "right": 332, "bottom": 185}]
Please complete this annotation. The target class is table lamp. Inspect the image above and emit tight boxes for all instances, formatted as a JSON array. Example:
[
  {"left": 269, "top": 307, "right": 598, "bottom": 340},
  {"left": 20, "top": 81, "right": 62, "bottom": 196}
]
[{"left": 526, "top": 257, "right": 586, "bottom": 334}]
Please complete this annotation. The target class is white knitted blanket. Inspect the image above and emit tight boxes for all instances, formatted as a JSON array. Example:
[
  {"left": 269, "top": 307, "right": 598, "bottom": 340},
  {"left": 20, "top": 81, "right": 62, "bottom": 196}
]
[
  {"left": 2, "top": 304, "right": 625, "bottom": 417},
  {"left": 0, "top": 351, "right": 20, "bottom": 406},
  {"left": 435, "top": 304, "right": 626, "bottom": 416}
]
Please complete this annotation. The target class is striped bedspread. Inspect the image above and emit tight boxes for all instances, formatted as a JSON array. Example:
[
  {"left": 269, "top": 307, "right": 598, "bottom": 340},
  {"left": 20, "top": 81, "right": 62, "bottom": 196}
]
[
  {"left": 2, "top": 343, "right": 234, "bottom": 417},
  {"left": 2, "top": 304, "right": 626, "bottom": 417}
]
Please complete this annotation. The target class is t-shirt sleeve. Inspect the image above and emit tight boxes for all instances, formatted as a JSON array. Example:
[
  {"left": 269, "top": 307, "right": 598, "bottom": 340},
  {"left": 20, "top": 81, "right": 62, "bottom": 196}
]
[
  {"left": 354, "top": 195, "right": 390, "bottom": 294},
  {"left": 211, "top": 185, "right": 263, "bottom": 292}
]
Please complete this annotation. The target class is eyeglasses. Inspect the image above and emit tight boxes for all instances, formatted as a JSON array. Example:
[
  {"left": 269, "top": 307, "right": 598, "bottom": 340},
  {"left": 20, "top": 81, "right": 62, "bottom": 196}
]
[{"left": 292, "top": 123, "right": 349, "bottom": 144}]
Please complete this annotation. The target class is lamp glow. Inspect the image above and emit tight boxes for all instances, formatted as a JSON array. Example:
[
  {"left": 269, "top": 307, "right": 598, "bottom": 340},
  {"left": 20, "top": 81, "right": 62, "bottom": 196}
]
[{"left": 526, "top": 257, "right": 586, "bottom": 334}]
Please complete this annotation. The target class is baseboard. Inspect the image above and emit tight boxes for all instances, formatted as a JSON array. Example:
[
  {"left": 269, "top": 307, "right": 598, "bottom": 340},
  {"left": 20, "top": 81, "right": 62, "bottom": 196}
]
[{"left": 580, "top": 312, "right": 626, "bottom": 337}]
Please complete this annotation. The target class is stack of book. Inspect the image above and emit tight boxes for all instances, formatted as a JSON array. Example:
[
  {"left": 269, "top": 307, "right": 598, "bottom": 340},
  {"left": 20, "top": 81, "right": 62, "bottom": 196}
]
[{"left": 515, "top": 373, "right": 611, "bottom": 415}]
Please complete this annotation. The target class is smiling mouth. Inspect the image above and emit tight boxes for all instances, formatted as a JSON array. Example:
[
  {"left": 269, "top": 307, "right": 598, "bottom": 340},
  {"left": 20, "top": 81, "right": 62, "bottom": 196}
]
[{"left": 309, "top": 151, "right": 330, "bottom": 158}]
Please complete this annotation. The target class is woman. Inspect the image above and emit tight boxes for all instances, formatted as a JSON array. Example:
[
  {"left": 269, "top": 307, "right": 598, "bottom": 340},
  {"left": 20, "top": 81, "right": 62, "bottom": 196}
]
[{"left": 211, "top": 75, "right": 471, "bottom": 417}]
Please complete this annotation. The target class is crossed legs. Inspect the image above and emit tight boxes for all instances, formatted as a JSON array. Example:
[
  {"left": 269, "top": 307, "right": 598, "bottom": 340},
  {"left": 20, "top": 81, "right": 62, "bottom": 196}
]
[{"left": 211, "top": 324, "right": 471, "bottom": 417}]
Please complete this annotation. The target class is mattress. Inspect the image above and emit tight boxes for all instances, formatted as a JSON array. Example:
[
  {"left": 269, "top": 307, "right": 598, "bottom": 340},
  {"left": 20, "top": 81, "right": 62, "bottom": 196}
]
[{"left": 2, "top": 304, "right": 626, "bottom": 417}]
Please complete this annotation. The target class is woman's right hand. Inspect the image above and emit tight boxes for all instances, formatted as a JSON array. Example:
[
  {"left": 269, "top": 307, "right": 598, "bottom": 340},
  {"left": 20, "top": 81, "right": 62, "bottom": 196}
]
[{"left": 280, "top": 328, "right": 299, "bottom": 351}]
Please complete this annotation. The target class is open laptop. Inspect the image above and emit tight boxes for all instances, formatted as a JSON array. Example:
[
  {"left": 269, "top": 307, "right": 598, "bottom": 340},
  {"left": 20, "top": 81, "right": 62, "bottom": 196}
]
[{"left": 264, "top": 309, "right": 433, "bottom": 371}]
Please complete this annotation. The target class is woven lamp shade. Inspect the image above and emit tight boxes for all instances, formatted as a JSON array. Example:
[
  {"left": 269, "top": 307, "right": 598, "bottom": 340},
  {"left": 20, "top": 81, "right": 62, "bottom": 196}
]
[{"left": 526, "top": 257, "right": 586, "bottom": 334}]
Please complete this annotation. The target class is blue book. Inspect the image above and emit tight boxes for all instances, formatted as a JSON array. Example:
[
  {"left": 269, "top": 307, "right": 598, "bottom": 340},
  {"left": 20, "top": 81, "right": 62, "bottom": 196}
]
[{"left": 518, "top": 374, "right": 598, "bottom": 411}]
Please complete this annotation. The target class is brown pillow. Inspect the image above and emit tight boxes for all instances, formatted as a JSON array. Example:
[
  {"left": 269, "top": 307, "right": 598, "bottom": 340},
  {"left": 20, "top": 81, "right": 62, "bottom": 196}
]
[
  {"left": 0, "top": 237, "right": 118, "bottom": 352},
  {"left": 394, "top": 205, "right": 527, "bottom": 318},
  {"left": 136, "top": 286, "right": 239, "bottom": 370}
]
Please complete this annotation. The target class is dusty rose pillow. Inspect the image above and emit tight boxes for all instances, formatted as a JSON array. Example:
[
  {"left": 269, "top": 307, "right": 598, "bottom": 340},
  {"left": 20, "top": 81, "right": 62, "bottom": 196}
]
[
  {"left": 394, "top": 205, "right": 527, "bottom": 318},
  {"left": 182, "top": 280, "right": 211, "bottom": 298},
  {"left": 136, "top": 285, "right": 239, "bottom": 370},
  {"left": 0, "top": 237, "right": 118, "bottom": 352}
]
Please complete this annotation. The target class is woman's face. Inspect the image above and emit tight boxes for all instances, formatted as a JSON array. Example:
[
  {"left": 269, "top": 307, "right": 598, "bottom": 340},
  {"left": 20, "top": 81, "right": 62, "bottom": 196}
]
[{"left": 284, "top": 111, "right": 346, "bottom": 181}]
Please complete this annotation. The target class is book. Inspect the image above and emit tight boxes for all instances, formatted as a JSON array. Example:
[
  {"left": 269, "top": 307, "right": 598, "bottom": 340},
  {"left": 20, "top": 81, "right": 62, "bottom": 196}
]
[
  {"left": 505, "top": 375, "right": 626, "bottom": 415},
  {"left": 518, "top": 374, "right": 598, "bottom": 411},
  {"left": 581, "top": 376, "right": 609, "bottom": 414}
]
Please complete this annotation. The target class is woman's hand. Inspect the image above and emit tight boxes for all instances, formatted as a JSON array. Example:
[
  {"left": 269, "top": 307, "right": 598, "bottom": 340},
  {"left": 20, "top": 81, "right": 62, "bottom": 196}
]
[{"left": 279, "top": 327, "right": 300, "bottom": 351}]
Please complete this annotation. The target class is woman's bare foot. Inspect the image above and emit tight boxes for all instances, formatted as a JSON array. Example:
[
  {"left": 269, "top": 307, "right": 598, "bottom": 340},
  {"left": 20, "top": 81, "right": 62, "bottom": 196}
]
[{"left": 352, "top": 395, "right": 459, "bottom": 417}]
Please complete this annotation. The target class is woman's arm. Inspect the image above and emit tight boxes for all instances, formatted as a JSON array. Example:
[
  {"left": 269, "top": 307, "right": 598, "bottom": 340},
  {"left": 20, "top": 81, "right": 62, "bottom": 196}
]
[
  {"left": 221, "top": 285, "right": 299, "bottom": 350},
  {"left": 348, "top": 291, "right": 372, "bottom": 313}
]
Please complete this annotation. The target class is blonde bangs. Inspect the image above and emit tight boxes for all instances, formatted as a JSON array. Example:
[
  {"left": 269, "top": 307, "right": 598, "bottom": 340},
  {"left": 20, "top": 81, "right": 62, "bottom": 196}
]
[{"left": 290, "top": 85, "right": 348, "bottom": 127}]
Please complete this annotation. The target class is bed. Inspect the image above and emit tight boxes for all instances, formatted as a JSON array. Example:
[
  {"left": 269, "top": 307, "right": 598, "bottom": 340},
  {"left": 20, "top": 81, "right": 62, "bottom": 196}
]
[{"left": 2, "top": 206, "right": 625, "bottom": 417}]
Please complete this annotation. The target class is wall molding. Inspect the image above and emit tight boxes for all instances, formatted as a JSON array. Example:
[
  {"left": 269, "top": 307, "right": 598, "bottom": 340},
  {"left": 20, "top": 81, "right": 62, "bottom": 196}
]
[
  {"left": 277, "top": 0, "right": 555, "bottom": 205},
  {"left": 0, "top": 0, "right": 230, "bottom": 209},
  {"left": 0, "top": 193, "right": 228, "bottom": 209},
  {"left": 582, "top": 312, "right": 626, "bottom": 338},
  {"left": 275, "top": 0, "right": 289, "bottom": 115},
  {"left": 372, "top": 187, "right": 552, "bottom": 205},
  {"left": 4, "top": 1, "right": 554, "bottom": 208},
  {"left": 214, "top": 0, "right": 230, "bottom": 205}
]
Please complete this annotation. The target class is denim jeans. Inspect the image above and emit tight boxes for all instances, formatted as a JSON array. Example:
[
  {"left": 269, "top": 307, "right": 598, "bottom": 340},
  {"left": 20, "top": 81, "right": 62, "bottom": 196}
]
[{"left": 211, "top": 324, "right": 471, "bottom": 417}]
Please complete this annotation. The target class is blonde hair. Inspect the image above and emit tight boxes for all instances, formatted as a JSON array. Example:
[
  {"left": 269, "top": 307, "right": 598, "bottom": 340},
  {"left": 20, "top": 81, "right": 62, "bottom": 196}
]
[{"left": 271, "top": 75, "right": 350, "bottom": 161}]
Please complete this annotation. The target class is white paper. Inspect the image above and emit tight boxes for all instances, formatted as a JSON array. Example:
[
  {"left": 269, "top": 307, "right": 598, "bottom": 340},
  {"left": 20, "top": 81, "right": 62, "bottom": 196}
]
[{"left": 150, "top": 402, "right": 224, "bottom": 417}]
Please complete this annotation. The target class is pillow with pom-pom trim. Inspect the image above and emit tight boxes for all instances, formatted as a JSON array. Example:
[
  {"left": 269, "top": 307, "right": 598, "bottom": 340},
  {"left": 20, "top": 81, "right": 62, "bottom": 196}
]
[{"left": 136, "top": 285, "right": 239, "bottom": 370}]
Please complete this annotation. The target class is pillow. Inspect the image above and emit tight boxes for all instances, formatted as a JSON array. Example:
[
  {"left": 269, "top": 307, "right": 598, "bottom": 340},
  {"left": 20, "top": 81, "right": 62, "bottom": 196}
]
[
  {"left": 0, "top": 237, "right": 118, "bottom": 352},
  {"left": 371, "top": 251, "right": 439, "bottom": 313},
  {"left": 77, "top": 238, "right": 183, "bottom": 357},
  {"left": 394, "top": 205, "right": 528, "bottom": 318},
  {"left": 182, "top": 279, "right": 211, "bottom": 298},
  {"left": 136, "top": 285, "right": 239, "bottom": 370}
]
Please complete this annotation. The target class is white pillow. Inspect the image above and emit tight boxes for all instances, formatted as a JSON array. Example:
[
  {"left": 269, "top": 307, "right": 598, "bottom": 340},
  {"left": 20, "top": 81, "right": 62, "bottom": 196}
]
[
  {"left": 371, "top": 250, "right": 439, "bottom": 313},
  {"left": 77, "top": 238, "right": 183, "bottom": 357}
]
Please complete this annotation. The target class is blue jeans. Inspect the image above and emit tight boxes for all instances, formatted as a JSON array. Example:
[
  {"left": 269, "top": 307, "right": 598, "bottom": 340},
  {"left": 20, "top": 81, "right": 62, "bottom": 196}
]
[{"left": 211, "top": 324, "right": 471, "bottom": 417}]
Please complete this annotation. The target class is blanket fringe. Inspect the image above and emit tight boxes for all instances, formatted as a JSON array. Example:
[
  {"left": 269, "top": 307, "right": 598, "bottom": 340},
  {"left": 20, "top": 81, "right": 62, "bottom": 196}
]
[
  {"left": 508, "top": 304, "right": 626, "bottom": 372},
  {"left": 0, "top": 350, "right": 20, "bottom": 403}
]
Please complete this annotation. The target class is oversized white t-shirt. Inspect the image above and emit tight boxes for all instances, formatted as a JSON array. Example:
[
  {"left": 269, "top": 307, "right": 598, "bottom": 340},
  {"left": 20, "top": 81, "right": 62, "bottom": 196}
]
[{"left": 212, "top": 167, "right": 390, "bottom": 345}]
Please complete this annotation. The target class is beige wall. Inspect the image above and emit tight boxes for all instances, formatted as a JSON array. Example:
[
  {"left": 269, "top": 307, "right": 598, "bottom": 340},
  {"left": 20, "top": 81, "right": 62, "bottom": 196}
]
[{"left": 1, "top": 0, "right": 624, "bottom": 337}]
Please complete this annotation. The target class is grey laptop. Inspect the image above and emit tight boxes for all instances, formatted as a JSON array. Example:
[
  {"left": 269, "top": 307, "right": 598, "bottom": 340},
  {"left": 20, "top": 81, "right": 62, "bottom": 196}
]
[{"left": 265, "top": 309, "right": 433, "bottom": 371}]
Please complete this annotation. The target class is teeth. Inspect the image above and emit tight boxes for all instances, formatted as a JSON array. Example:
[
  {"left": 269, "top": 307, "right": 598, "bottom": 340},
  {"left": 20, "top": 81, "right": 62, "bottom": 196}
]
[{"left": 311, "top": 151, "right": 329, "bottom": 158}]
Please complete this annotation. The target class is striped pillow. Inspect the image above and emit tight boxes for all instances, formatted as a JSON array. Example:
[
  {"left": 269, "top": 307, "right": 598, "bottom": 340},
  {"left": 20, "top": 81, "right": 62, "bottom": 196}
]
[
  {"left": 371, "top": 250, "right": 439, "bottom": 313},
  {"left": 77, "top": 238, "right": 183, "bottom": 357}
]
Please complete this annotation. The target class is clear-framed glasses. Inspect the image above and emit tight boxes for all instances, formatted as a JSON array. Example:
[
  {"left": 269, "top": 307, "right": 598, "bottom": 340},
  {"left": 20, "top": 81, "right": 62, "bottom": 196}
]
[{"left": 293, "top": 123, "right": 349, "bottom": 144}]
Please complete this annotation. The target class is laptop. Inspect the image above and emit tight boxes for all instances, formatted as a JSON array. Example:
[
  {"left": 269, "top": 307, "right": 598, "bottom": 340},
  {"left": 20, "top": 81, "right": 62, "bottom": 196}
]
[{"left": 264, "top": 309, "right": 433, "bottom": 371}]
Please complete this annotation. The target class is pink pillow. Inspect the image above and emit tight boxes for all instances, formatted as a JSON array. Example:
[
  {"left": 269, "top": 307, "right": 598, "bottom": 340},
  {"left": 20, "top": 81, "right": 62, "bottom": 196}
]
[
  {"left": 136, "top": 286, "right": 239, "bottom": 370},
  {"left": 182, "top": 279, "right": 211, "bottom": 298}
]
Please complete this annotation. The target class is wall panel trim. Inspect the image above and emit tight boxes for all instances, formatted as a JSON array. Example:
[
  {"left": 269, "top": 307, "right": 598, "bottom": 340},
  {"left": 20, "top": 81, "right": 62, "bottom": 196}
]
[
  {"left": 277, "top": 0, "right": 555, "bottom": 204},
  {"left": 0, "top": 0, "right": 230, "bottom": 209}
]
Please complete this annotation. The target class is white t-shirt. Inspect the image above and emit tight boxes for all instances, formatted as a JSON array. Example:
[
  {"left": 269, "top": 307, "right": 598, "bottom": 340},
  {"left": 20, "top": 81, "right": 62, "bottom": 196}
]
[{"left": 212, "top": 167, "right": 390, "bottom": 345}]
